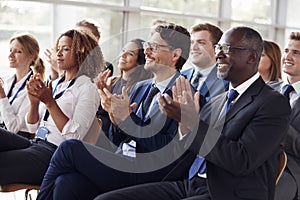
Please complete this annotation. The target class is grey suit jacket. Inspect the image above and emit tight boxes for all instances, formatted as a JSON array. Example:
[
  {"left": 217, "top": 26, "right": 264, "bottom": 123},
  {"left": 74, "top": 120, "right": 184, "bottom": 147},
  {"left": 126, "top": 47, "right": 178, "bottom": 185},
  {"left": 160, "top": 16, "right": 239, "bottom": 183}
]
[
  {"left": 269, "top": 81, "right": 300, "bottom": 199},
  {"left": 181, "top": 65, "right": 229, "bottom": 103}
]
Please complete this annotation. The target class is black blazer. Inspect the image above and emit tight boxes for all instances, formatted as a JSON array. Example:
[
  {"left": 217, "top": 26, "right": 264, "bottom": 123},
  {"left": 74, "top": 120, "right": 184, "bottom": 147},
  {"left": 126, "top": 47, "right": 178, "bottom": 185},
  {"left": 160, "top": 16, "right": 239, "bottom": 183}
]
[{"left": 168, "top": 77, "right": 291, "bottom": 200}]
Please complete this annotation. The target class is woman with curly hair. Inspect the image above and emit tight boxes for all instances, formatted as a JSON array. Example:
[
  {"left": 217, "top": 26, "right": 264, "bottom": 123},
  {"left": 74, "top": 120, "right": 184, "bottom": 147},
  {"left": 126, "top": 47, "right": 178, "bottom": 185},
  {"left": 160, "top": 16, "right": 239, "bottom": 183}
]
[{"left": 0, "top": 29, "right": 104, "bottom": 186}]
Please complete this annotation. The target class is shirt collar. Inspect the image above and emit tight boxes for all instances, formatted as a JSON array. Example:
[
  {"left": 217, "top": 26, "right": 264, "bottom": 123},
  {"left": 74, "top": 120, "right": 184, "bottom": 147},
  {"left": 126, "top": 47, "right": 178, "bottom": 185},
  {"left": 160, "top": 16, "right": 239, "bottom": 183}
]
[
  {"left": 194, "top": 65, "right": 215, "bottom": 79},
  {"left": 229, "top": 72, "right": 260, "bottom": 100},
  {"left": 282, "top": 77, "right": 300, "bottom": 95},
  {"left": 152, "top": 73, "right": 176, "bottom": 93}
]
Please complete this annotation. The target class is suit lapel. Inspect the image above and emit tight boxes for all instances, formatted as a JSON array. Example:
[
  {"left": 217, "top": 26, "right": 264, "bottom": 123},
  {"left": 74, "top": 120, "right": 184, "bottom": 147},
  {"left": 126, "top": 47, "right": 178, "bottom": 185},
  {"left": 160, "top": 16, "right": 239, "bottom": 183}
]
[
  {"left": 200, "top": 65, "right": 217, "bottom": 97},
  {"left": 132, "top": 80, "right": 153, "bottom": 117},
  {"left": 291, "top": 98, "right": 300, "bottom": 122},
  {"left": 146, "top": 72, "right": 181, "bottom": 119},
  {"left": 185, "top": 68, "right": 195, "bottom": 81},
  {"left": 225, "top": 78, "right": 265, "bottom": 123}
]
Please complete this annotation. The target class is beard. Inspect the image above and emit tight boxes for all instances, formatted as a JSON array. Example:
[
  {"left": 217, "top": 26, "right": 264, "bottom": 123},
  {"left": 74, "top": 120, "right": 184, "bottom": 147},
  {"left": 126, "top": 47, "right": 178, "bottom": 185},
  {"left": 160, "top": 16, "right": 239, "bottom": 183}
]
[{"left": 217, "top": 64, "right": 231, "bottom": 80}]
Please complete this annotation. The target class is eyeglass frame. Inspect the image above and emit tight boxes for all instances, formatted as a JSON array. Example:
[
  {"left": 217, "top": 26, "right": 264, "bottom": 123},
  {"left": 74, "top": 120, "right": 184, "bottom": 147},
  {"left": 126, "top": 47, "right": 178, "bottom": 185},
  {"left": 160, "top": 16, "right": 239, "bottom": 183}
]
[
  {"left": 142, "top": 41, "right": 174, "bottom": 52},
  {"left": 214, "top": 44, "right": 256, "bottom": 54}
]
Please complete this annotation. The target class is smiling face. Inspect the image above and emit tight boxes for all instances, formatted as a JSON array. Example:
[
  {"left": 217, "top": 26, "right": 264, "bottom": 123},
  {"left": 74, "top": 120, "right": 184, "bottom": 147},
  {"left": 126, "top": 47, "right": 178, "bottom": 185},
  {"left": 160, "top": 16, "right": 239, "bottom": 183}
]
[
  {"left": 282, "top": 39, "right": 300, "bottom": 83},
  {"left": 190, "top": 30, "right": 216, "bottom": 69},
  {"left": 216, "top": 28, "right": 259, "bottom": 87},
  {"left": 144, "top": 32, "right": 175, "bottom": 73},
  {"left": 118, "top": 42, "right": 140, "bottom": 73},
  {"left": 8, "top": 39, "right": 33, "bottom": 70}
]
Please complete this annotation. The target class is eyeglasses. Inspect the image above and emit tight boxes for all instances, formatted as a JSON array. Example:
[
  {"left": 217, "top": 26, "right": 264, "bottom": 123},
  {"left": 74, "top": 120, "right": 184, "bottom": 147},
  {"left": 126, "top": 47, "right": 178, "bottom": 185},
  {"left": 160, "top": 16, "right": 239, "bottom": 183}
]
[
  {"left": 142, "top": 41, "right": 172, "bottom": 52},
  {"left": 214, "top": 44, "right": 255, "bottom": 54}
]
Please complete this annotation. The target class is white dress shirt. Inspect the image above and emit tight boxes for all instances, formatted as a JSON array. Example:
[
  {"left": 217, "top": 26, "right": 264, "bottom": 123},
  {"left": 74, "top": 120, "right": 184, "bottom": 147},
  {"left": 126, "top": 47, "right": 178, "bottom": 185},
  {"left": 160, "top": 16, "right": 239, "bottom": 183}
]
[
  {"left": 0, "top": 71, "right": 32, "bottom": 133},
  {"left": 281, "top": 78, "right": 300, "bottom": 108},
  {"left": 25, "top": 75, "right": 100, "bottom": 146}
]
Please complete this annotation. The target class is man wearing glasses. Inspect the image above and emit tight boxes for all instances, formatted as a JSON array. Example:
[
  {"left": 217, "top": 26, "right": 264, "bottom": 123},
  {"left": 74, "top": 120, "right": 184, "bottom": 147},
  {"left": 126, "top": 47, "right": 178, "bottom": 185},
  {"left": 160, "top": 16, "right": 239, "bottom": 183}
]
[
  {"left": 36, "top": 24, "right": 194, "bottom": 200},
  {"left": 95, "top": 26, "right": 291, "bottom": 200},
  {"left": 181, "top": 23, "right": 228, "bottom": 103}
]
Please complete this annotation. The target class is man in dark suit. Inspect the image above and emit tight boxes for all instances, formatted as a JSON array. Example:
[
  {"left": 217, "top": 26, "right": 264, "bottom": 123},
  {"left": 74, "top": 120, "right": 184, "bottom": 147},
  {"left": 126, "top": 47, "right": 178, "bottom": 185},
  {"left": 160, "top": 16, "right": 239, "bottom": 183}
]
[
  {"left": 36, "top": 23, "right": 193, "bottom": 200},
  {"left": 181, "top": 23, "right": 228, "bottom": 103},
  {"left": 94, "top": 26, "right": 291, "bottom": 200},
  {"left": 269, "top": 32, "right": 300, "bottom": 200}
]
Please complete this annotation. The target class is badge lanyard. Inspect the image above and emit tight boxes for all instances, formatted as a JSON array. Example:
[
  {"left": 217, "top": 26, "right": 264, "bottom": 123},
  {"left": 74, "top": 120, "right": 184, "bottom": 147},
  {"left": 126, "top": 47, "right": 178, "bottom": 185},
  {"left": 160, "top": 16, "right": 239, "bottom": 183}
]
[
  {"left": 43, "top": 76, "right": 76, "bottom": 121},
  {"left": 7, "top": 70, "right": 33, "bottom": 105}
]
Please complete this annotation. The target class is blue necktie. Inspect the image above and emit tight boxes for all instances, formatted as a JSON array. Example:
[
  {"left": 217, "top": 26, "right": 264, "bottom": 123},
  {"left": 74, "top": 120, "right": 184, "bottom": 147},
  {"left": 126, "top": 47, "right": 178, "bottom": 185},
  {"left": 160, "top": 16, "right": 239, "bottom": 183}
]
[
  {"left": 219, "top": 89, "right": 239, "bottom": 119},
  {"left": 142, "top": 86, "right": 159, "bottom": 117},
  {"left": 188, "top": 89, "right": 239, "bottom": 180},
  {"left": 282, "top": 84, "right": 294, "bottom": 99},
  {"left": 188, "top": 156, "right": 206, "bottom": 179},
  {"left": 225, "top": 89, "right": 239, "bottom": 113},
  {"left": 191, "top": 71, "right": 202, "bottom": 90}
]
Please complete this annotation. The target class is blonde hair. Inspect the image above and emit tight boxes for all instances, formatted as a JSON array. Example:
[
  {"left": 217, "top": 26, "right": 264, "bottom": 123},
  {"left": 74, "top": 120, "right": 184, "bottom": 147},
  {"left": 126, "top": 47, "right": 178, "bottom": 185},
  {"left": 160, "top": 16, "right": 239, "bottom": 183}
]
[{"left": 10, "top": 32, "right": 45, "bottom": 80}]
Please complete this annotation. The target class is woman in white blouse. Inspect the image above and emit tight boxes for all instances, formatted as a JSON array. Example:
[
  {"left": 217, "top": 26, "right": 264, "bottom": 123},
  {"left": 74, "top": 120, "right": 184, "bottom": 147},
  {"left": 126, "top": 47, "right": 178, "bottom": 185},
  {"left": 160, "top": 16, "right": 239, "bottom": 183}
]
[
  {"left": 0, "top": 32, "right": 45, "bottom": 138},
  {"left": 0, "top": 29, "right": 104, "bottom": 186}
]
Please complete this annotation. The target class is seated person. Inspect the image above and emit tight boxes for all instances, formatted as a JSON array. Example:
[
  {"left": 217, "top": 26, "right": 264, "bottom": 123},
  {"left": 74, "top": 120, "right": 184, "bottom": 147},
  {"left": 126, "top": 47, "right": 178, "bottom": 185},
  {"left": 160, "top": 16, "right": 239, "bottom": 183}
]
[
  {"left": 96, "top": 38, "right": 152, "bottom": 136},
  {"left": 258, "top": 40, "right": 282, "bottom": 82},
  {"left": 269, "top": 31, "right": 300, "bottom": 200},
  {"left": 0, "top": 32, "right": 45, "bottom": 138},
  {"left": 36, "top": 23, "right": 193, "bottom": 200},
  {"left": 94, "top": 26, "right": 291, "bottom": 200},
  {"left": 0, "top": 29, "right": 104, "bottom": 186}
]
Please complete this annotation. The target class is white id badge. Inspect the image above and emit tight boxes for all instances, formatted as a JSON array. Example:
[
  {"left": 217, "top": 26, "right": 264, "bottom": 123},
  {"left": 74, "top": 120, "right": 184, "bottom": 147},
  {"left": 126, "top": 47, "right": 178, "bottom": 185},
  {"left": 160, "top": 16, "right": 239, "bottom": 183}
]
[
  {"left": 122, "top": 140, "right": 136, "bottom": 158},
  {"left": 36, "top": 126, "right": 49, "bottom": 140}
]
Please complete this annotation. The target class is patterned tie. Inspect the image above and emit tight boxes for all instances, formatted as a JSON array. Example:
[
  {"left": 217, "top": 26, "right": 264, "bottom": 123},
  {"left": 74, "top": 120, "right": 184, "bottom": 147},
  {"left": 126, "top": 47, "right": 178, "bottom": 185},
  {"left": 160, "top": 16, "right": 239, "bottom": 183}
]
[
  {"left": 191, "top": 71, "right": 202, "bottom": 90},
  {"left": 142, "top": 86, "right": 159, "bottom": 117},
  {"left": 282, "top": 84, "right": 294, "bottom": 99}
]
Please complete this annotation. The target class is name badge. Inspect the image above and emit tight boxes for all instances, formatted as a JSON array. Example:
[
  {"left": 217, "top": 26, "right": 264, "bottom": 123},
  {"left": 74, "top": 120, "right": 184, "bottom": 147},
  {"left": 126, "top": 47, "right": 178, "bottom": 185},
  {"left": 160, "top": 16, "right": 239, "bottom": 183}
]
[
  {"left": 36, "top": 126, "right": 49, "bottom": 140},
  {"left": 122, "top": 140, "right": 136, "bottom": 158}
]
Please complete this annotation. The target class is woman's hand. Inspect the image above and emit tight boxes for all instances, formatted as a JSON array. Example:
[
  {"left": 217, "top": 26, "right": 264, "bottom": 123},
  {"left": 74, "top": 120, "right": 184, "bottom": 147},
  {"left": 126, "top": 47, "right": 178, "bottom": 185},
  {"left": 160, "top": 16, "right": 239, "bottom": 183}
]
[{"left": 26, "top": 73, "right": 55, "bottom": 107}]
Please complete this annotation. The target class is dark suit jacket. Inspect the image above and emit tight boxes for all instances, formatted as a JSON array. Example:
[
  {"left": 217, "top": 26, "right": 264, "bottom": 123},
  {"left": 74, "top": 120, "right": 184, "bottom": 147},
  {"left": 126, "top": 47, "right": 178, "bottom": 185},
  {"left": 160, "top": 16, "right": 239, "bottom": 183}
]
[
  {"left": 111, "top": 72, "right": 181, "bottom": 153},
  {"left": 169, "top": 77, "right": 291, "bottom": 200},
  {"left": 181, "top": 65, "right": 229, "bottom": 103},
  {"left": 269, "top": 81, "right": 300, "bottom": 199}
]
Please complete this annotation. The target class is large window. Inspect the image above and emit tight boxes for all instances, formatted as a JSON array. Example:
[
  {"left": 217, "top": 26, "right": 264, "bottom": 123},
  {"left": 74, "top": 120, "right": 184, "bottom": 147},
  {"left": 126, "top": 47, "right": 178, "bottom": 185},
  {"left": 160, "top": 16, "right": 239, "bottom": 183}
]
[
  {"left": 141, "top": 0, "right": 219, "bottom": 17},
  {"left": 0, "top": 1, "right": 51, "bottom": 76},
  {"left": 0, "top": 0, "right": 300, "bottom": 76}
]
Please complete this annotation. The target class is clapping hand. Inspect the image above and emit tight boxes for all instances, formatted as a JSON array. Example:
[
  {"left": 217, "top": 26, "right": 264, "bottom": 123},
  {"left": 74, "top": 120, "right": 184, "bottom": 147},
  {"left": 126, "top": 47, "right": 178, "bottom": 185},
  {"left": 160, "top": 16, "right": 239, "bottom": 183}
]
[{"left": 157, "top": 76, "right": 200, "bottom": 134}]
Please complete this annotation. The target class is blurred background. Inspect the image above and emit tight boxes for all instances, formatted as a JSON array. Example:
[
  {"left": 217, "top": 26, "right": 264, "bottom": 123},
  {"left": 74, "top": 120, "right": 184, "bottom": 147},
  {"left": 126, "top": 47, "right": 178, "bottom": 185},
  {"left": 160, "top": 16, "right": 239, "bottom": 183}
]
[{"left": 0, "top": 0, "right": 299, "bottom": 77}]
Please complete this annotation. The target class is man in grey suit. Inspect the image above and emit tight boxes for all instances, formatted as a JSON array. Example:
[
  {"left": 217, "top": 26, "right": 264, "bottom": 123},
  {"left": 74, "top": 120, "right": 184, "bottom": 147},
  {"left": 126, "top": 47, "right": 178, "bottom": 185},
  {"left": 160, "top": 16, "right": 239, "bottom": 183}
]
[
  {"left": 270, "top": 32, "right": 300, "bottom": 200},
  {"left": 95, "top": 26, "right": 291, "bottom": 200},
  {"left": 181, "top": 23, "right": 228, "bottom": 103}
]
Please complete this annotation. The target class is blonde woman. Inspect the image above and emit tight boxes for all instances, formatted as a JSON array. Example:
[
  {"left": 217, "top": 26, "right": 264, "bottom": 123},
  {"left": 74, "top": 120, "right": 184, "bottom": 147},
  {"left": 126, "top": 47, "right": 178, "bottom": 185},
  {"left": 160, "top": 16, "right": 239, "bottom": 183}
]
[{"left": 0, "top": 32, "right": 45, "bottom": 138}]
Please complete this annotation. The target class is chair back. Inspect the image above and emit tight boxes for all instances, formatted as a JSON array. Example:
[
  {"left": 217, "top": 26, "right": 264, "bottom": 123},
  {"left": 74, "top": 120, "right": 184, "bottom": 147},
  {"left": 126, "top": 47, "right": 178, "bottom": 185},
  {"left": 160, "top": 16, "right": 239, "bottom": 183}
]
[
  {"left": 83, "top": 117, "right": 102, "bottom": 145},
  {"left": 276, "top": 151, "right": 287, "bottom": 185}
]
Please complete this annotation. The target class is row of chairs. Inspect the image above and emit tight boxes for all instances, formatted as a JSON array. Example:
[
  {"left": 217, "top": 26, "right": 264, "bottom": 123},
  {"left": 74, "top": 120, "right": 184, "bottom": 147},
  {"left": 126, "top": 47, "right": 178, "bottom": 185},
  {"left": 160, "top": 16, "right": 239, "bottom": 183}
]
[{"left": 0, "top": 117, "right": 102, "bottom": 200}]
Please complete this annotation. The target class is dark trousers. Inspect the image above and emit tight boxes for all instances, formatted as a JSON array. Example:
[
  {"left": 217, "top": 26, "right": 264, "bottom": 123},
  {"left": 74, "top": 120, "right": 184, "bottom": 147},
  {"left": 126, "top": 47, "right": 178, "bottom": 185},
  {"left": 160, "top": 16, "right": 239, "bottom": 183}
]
[
  {"left": 37, "top": 139, "right": 190, "bottom": 200},
  {"left": 0, "top": 128, "right": 56, "bottom": 185},
  {"left": 95, "top": 176, "right": 210, "bottom": 200}
]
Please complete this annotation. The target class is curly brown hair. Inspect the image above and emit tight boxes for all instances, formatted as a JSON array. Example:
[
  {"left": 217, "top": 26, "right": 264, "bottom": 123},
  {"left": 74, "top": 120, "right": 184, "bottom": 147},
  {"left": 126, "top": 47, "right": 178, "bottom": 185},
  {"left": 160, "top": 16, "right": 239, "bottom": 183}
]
[{"left": 55, "top": 29, "right": 105, "bottom": 81}]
